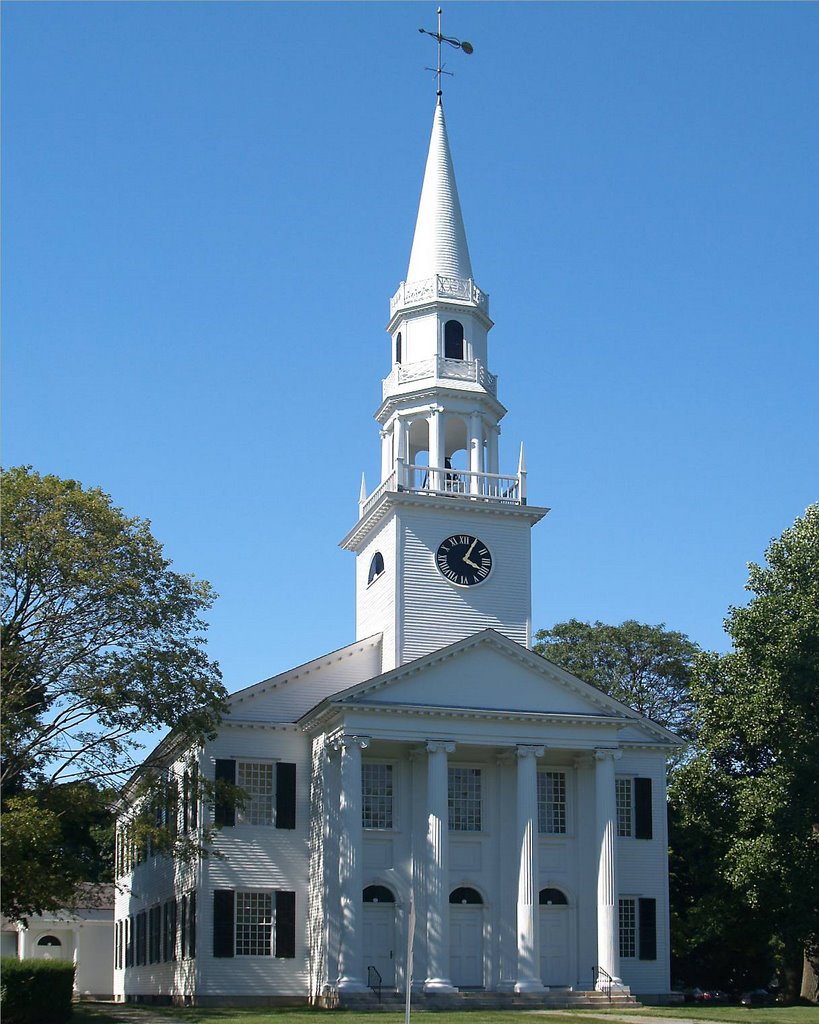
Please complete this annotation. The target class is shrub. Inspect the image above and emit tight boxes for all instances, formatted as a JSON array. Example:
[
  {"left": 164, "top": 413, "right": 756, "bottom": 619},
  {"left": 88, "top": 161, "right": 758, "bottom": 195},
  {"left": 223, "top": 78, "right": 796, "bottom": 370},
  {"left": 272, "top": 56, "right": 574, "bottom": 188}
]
[{"left": 0, "top": 958, "right": 75, "bottom": 1024}]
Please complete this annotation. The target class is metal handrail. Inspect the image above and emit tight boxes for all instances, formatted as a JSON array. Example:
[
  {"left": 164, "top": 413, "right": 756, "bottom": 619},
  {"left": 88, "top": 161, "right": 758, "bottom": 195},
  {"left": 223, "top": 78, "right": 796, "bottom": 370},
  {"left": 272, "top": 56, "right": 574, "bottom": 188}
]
[
  {"left": 592, "top": 965, "right": 629, "bottom": 1003},
  {"left": 367, "top": 964, "right": 382, "bottom": 1003}
]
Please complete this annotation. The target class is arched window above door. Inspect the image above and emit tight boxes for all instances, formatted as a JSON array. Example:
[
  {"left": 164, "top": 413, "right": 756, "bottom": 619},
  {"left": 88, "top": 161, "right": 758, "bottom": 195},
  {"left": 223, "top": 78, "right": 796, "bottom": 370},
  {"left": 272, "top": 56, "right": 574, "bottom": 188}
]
[
  {"left": 449, "top": 886, "right": 483, "bottom": 905},
  {"left": 37, "top": 935, "right": 62, "bottom": 946},
  {"left": 444, "top": 320, "right": 464, "bottom": 360},
  {"left": 539, "top": 887, "right": 568, "bottom": 905},
  {"left": 363, "top": 885, "right": 395, "bottom": 904}
]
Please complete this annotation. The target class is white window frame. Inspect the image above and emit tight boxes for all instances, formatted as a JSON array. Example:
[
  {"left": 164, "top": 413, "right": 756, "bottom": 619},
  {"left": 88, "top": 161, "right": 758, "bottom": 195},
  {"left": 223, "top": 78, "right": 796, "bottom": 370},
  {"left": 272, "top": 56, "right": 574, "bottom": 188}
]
[
  {"left": 618, "top": 896, "right": 637, "bottom": 959},
  {"left": 448, "top": 765, "right": 482, "bottom": 832},
  {"left": 236, "top": 760, "right": 275, "bottom": 826},
  {"left": 537, "top": 769, "right": 568, "bottom": 834},
  {"left": 235, "top": 890, "right": 274, "bottom": 957},
  {"left": 361, "top": 761, "right": 394, "bottom": 830},
  {"left": 616, "top": 776, "right": 634, "bottom": 838}
]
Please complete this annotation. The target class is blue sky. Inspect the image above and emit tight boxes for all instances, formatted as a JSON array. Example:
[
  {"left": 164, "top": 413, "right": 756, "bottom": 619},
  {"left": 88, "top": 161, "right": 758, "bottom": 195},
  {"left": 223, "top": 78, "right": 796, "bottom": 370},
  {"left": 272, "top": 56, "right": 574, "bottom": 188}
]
[{"left": 4, "top": 2, "right": 817, "bottom": 699}]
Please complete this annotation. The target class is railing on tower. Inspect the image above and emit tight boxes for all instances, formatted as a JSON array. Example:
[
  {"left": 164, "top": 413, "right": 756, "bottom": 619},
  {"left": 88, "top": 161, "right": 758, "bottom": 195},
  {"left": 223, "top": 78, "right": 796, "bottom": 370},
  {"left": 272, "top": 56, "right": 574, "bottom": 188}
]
[
  {"left": 359, "top": 461, "right": 526, "bottom": 518},
  {"left": 382, "top": 355, "right": 497, "bottom": 399}
]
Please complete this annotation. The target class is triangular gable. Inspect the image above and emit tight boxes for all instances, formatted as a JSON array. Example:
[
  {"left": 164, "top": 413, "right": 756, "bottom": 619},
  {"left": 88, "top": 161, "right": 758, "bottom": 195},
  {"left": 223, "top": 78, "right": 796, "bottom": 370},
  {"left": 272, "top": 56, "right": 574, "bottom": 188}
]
[
  {"left": 225, "top": 634, "right": 383, "bottom": 724},
  {"left": 306, "top": 630, "right": 682, "bottom": 746}
]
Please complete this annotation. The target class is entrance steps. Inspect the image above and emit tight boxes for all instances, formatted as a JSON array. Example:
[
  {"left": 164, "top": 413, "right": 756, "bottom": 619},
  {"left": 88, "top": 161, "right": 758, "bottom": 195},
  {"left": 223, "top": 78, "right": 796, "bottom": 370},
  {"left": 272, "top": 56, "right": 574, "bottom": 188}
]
[{"left": 336, "top": 988, "right": 641, "bottom": 1011}]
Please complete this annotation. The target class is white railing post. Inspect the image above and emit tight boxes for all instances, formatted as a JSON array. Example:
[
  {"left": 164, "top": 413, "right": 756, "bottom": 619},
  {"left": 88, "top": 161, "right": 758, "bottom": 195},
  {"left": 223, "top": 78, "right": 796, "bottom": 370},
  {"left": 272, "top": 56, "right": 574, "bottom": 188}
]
[
  {"left": 396, "top": 457, "right": 405, "bottom": 491},
  {"left": 518, "top": 442, "right": 527, "bottom": 505}
]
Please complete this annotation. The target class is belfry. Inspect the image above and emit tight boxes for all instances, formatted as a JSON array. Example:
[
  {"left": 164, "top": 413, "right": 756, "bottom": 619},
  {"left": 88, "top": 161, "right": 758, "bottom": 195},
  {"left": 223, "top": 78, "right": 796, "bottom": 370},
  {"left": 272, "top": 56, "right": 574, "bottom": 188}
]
[{"left": 114, "top": 35, "right": 681, "bottom": 1009}]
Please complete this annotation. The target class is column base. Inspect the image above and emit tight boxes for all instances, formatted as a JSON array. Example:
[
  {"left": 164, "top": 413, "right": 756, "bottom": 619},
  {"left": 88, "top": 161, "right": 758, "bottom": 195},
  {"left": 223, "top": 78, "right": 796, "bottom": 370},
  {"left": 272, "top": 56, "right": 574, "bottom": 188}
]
[
  {"left": 514, "top": 979, "right": 546, "bottom": 993},
  {"left": 337, "top": 976, "right": 368, "bottom": 993},
  {"left": 423, "top": 978, "right": 457, "bottom": 994}
]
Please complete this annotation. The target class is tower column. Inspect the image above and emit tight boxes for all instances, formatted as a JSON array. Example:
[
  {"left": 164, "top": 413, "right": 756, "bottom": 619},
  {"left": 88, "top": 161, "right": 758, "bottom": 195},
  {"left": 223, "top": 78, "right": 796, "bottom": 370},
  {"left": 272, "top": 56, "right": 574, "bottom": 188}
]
[
  {"left": 487, "top": 425, "right": 500, "bottom": 475},
  {"left": 514, "top": 745, "right": 546, "bottom": 992},
  {"left": 424, "top": 740, "right": 456, "bottom": 993},
  {"left": 469, "top": 410, "right": 483, "bottom": 494},
  {"left": 336, "top": 734, "right": 370, "bottom": 992},
  {"left": 594, "top": 749, "right": 623, "bottom": 989},
  {"left": 428, "top": 406, "right": 445, "bottom": 492}
]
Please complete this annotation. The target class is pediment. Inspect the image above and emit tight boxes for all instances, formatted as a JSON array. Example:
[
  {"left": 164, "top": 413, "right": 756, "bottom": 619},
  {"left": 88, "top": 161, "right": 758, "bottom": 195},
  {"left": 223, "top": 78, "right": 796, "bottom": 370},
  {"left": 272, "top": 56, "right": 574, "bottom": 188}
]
[{"left": 327, "top": 631, "right": 677, "bottom": 743}]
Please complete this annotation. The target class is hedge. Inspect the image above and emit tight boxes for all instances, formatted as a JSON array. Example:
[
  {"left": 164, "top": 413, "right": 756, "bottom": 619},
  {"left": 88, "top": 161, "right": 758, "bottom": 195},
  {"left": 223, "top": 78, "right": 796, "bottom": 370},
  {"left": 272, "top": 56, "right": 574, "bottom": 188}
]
[{"left": 0, "top": 958, "right": 75, "bottom": 1024}]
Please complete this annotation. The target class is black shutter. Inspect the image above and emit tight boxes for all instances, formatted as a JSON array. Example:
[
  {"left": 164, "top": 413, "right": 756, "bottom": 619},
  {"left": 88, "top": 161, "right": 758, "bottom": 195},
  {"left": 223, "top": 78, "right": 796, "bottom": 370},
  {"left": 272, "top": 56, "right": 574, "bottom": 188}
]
[
  {"left": 275, "top": 890, "right": 296, "bottom": 959},
  {"left": 213, "top": 889, "right": 234, "bottom": 958},
  {"left": 634, "top": 777, "right": 653, "bottom": 839},
  {"left": 189, "top": 890, "right": 197, "bottom": 958},
  {"left": 639, "top": 898, "right": 657, "bottom": 960},
  {"left": 214, "top": 759, "right": 236, "bottom": 827},
  {"left": 276, "top": 762, "right": 296, "bottom": 830}
]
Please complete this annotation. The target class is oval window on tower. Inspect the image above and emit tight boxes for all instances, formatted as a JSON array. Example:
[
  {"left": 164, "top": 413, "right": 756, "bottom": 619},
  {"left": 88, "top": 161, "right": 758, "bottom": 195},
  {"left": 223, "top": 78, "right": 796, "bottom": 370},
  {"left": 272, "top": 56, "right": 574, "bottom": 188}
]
[
  {"left": 444, "top": 320, "right": 465, "bottom": 360},
  {"left": 368, "top": 551, "right": 385, "bottom": 585}
]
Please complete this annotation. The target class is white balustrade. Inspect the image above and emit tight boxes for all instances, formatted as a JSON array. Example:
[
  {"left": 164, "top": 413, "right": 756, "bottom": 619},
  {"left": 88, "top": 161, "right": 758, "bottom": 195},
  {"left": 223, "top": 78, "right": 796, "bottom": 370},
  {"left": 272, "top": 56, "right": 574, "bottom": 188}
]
[
  {"left": 382, "top": 355, "right": 498, "bottom": 400},
  {"left": 390, "top": 274, "right": 489, "bottom": 315}
]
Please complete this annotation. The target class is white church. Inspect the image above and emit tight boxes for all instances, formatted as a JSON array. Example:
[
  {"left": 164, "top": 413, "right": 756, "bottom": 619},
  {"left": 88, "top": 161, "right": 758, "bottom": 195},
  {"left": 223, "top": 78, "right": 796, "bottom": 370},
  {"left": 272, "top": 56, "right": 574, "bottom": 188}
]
[{"left": 114, "top": 91, "right": 682, "bottom": 1007}]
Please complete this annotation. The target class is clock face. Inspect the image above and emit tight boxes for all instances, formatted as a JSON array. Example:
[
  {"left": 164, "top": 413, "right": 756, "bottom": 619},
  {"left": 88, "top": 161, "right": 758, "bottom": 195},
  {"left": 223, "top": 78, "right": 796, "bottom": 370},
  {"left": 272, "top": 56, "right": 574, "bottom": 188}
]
[{"left": 436, "top": 534, "right": 493, "bottom": 587}]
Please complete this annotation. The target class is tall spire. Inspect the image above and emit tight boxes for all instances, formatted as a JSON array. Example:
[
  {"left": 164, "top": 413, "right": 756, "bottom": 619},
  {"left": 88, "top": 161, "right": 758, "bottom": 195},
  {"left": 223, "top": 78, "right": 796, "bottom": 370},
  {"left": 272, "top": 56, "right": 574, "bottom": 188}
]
[{"left": 406, "top": 102, "right": 473, "bottom": 284}]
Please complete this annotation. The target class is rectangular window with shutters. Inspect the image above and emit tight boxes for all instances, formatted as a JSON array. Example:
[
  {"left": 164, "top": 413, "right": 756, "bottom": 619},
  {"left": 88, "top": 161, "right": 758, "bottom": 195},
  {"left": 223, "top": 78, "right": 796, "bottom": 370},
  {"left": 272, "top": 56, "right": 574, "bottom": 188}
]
[
  {"left": 448, "top": 767, "right": 481, "bottom": 831},
  {"left": 537, "top": 770, "right": 567, "bottom": 834},
  {"left": 237, "top": 762, "right": 274, "bottom": 826},
  {"left": 616, "top": 777, "right": 653, "bottom": 839},
  {"left": 163, "top": 900, "right": 177, "bottom": 962},
  {"left": 214, "top": 759, "right": 296, "bottom": 829},
  {"left": 213, "top": 889, "right": 296, "bottom": 959},
  {"left": 136, "top": 911, "right": 147, "bottom": 966},
  {"left": 362, "top": 763, "right": 393, "bottom": 829},
  {"left": 619, "top": 896, "right": 658, "bottom": 960}
]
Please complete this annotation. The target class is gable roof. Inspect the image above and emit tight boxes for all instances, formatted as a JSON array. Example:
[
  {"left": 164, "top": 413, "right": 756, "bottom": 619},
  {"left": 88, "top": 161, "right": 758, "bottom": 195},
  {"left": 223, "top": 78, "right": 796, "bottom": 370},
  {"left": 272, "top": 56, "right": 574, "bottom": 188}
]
[{"left": 299, "top": 629, "right": 683, "bottom": 746}]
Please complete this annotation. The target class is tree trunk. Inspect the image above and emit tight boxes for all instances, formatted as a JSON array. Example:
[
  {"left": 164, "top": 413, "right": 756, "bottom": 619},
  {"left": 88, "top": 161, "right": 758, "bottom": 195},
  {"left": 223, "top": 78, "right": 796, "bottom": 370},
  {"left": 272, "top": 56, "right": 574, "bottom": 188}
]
[{"left": 801, "top": 951, "right": 819, "bottom": 1003}]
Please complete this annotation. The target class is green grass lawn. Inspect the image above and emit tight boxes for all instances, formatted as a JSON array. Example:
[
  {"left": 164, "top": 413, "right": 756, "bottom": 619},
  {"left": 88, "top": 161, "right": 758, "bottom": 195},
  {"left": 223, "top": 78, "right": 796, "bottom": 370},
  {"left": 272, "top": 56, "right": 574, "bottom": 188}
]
[{"left": 74, "top": 1002, "right": 819, "bottom": 1024}]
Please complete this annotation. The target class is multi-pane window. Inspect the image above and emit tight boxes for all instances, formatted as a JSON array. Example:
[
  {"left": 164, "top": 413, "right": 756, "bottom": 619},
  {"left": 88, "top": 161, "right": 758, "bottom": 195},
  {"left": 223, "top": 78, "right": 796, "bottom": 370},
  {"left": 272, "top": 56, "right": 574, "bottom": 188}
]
[
  {"left": 236, "top": 891, "right": 273, "bottom": 956},
  {"left": 449, "top": 767, "right": 482, "bottom": 831},
  {"left": 618, "top": 898, "right": 637, "bottom": 958},
  {"left": 362, "top": 763, "right": 393, "bottom": 829},
  {"left": 616, "top": 778, "right": 633, "bottom": 837},
  {"left": 537, "top": 771, "right": 567, "bottom": 834},
  {"left": 237, "top": 761, "right": 274, "bottom": 826}
]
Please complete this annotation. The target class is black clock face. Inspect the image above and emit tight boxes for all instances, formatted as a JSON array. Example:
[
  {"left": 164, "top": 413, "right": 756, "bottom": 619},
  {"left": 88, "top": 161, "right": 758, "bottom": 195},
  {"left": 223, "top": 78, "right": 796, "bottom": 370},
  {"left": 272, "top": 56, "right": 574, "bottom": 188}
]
[{"left": 436, "top": 534, "right": 493, "bottom": 587}]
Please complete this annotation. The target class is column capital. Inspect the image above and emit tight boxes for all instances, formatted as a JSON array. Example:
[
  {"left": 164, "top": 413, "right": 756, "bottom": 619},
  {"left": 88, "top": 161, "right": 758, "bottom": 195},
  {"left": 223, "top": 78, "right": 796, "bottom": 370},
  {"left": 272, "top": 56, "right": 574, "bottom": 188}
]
[
  {"left": 332, "top": 734, "right": 371, "bottom": 752},
  {"left": 594, "top": 747, "right": 622, "bottom": 762},
  {"left": 426, "top": 740, "right": 456, "bottom": 755},
  {"left": 515, "top": 744, "right": 545, "bottom": 760}
]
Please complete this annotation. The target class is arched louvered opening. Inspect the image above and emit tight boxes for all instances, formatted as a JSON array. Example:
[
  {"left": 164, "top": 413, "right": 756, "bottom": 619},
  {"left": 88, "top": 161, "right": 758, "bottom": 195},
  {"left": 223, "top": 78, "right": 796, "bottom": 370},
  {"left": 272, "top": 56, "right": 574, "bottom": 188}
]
[
  {"left": 363, "top": 885, "right": 396, "bottom": 904},
  {"left": 395, "top": 332, "right": 402, "bottom": 364},
  {"left": 367, "top": 552, "right": 385, "bottom": 584},
  {"left": 539, "top": 888, "right": 569, "bottom": 906},
  {"left": 444, "top": 319, "right": 464, "bottom": 360},
  {"left": 449, "top": 887, "right": 483, "bottom": 905}
]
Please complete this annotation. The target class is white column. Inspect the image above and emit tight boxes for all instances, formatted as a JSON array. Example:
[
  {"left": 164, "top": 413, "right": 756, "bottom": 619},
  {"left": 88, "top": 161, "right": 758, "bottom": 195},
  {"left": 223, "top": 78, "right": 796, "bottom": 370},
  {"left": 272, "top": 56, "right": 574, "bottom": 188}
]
[
  {"left": 18, "top": 926, "right": 31, "bottom": 959},
  {"left": 469, "top": 410, "right": 483, "bottom": 495},
  {"left": 487, "top": 425, "right": 500, "bottom": 476},
  {"left": 594, "top": 749, "right": 623, "bottom": 987},
  {"left": 514, "top": 745, "right": 546, "bottom": 992},
  {"left": 424, "top": 740, "right": 456, "bottom": 993},
  {"left": 380, "top": 429, "right": 391, "bottom": 482},
  {"left": 336, "top": 734, "right": 370, "bottom": 992},
  {"left": 428, "top": 407, "right": 445, "bottom": 492}
]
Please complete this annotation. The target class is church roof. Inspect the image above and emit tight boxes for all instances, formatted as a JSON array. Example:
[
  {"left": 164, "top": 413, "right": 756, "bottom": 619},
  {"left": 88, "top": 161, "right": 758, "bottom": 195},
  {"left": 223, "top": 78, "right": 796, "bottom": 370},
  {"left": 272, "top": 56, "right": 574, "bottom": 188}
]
[{"left": 406, "top": 100, "right": 473, "bottom": 283}]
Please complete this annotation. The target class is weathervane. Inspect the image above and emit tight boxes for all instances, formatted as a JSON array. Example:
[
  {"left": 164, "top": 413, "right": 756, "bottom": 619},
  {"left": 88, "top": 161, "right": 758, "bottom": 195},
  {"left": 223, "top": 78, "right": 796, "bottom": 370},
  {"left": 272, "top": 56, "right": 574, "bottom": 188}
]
[{"left": 419, "top": 7, "right": 473, "bottom": 99}]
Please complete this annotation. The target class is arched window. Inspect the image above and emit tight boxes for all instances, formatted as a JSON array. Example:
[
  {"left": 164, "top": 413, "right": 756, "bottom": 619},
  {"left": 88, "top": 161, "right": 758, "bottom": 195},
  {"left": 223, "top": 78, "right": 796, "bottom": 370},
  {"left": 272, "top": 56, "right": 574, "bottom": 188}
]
[
  {"left": 395, "top": 332, "right": 402, "bottom": 364},
  {"left": 363, "top": 885, "right": 395, "bottom": 904},
  {"left": 368, "top": 551, "right": 385, "bottom": 584},
  {"left": 449, "top": 887, "right": 483, "bottom": 905},
  {"left": 539, "top": 888, "right": 568, "bottom": 906},
  {"left": 37, "top": 935, "right": 62, "bottom": 947},
  {"left": 444, "top": 320, "right": 464, "bottom": 360}
]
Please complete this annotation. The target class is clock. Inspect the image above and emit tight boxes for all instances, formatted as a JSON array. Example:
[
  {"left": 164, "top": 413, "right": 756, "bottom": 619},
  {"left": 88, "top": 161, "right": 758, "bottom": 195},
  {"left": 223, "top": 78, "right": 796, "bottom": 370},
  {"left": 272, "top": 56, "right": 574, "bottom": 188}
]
[{"left": 436, "top": 534, "right": 493, "bottom": 586}]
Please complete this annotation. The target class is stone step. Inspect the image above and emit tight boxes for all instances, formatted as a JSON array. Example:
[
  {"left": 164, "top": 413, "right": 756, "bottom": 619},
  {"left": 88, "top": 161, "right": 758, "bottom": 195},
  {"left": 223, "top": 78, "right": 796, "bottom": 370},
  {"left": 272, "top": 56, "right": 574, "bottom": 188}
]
[{"left": 337, "top": 989, "right": 641, "bottom": 1011}]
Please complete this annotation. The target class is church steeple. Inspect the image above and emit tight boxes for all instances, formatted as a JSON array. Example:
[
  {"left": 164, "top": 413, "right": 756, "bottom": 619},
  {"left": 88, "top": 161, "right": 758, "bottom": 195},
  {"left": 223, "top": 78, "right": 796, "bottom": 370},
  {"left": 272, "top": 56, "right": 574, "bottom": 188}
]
[
  {"left": 341, "top": 94, "right": 549, "bottom": 673},
  {"left": 406, "top": 101, "right": 473, "bottom": 283}
]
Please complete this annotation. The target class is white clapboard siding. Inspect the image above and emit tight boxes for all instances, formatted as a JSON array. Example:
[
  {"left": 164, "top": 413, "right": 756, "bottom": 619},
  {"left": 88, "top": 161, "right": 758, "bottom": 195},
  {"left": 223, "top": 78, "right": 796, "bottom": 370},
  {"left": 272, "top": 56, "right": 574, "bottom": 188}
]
[
  {"left": 356, "top": 514, "right": 398, "bottom": 670},
  {"left": 399, "top": 507, "right": 532, "bottom": 662},
  {"left": 225, "top": 637, "right": 382, "bottom": 724}
]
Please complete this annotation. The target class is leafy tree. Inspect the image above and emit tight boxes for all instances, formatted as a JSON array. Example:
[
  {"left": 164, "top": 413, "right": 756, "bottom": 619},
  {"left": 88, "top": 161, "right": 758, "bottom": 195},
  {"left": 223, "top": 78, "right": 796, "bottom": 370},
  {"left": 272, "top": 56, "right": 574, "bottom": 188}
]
[
  {"left": 673, "top": 504, "right": 819, "bottom": 999},
  {"left": 1, "top": 466, "right": 228, "bottom": 918},
  {"left": 533, "top": 618, "right": 699, "bottom": 737}
]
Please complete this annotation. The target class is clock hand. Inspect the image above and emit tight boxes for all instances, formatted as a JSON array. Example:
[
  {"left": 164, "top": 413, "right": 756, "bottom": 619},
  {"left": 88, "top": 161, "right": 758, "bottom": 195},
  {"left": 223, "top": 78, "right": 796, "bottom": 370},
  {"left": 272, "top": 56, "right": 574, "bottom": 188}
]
[{"left": 464, "top": 538, "right": 477, "bottom": 562}]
